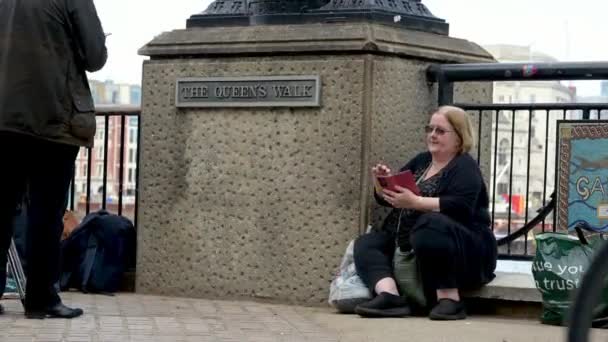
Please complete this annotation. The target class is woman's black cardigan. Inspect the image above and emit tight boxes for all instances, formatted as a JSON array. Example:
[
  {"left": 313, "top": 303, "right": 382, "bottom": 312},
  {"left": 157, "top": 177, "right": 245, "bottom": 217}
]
[{"left": 375, "top": 151, "right": 491, "bottom": 230}]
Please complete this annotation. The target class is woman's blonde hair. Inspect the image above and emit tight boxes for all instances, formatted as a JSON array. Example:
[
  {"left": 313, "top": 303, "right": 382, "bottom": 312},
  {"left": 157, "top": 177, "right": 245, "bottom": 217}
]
[{"left": 436, "top": 105, "right": 475, "bottom": 154}]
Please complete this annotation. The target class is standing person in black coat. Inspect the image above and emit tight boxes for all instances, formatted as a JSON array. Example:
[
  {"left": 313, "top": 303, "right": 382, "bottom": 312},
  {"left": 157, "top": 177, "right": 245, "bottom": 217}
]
[
  {"left": 354, "top": 106, "right": 497, "bottom": 320},
  {"left": 0, "top": 0, "right": 107, "bottom": 318}
]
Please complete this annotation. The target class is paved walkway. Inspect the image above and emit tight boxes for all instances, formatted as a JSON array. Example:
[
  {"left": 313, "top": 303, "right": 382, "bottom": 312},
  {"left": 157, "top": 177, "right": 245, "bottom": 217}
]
[{"left": 1, "top": 293, "right": 607, "bottom": 342}]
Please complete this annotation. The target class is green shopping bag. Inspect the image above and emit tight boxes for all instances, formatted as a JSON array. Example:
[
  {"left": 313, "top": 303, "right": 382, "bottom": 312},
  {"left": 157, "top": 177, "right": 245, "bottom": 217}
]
[
  {"left": 393, "top": 247, "right": 427, "bottom": 308},
  {"left": 532, "top": 230, "right": 608, "bottom": 326}
]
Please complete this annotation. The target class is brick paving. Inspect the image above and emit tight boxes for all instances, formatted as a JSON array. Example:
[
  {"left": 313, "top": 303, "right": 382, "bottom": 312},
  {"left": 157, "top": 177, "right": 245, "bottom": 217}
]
[
  {"left": 0, "top": 293, "right": 339, "bottom": 342},
  {"left": 1, "top": 293, "right": 608, "bottom": 342}
]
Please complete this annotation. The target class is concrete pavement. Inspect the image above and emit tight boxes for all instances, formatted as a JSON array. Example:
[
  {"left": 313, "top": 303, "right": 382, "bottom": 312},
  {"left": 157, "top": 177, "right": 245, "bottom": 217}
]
[{"left": 1, "top": 293, "right": 607, "bottom": 342}]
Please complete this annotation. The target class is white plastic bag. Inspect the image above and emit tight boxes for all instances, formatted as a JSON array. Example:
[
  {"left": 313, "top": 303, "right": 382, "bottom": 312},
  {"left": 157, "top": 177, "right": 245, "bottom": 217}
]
[{"left": 328, "top": 239, "right": 372, "bottom": 313}]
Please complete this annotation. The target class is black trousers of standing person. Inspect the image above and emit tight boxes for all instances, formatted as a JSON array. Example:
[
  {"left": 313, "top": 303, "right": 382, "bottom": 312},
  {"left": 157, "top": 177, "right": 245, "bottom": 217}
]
[
  {"left": 354, "top": 212, "right": 496, "bottom": 305},
  {"left": 0, "top": 132, "right": 78, "bottom": 310}
]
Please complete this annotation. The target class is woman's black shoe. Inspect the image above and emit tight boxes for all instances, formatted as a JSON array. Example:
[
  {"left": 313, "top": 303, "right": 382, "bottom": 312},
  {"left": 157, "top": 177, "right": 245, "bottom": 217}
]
[
  {"left": 429, "top": 298, "right": 466, "bottom": 320},
  {"left": 354, "top": 292, "right": 411, "bottom": 318}
]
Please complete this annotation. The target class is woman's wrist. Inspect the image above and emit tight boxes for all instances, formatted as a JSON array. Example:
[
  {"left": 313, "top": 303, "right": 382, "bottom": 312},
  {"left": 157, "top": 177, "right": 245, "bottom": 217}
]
[
  {"left": 415, "top": 196, "right": 440, "bottom": 212},
  {"left": 414, "top": 195, "right": 424, "bottom": 211}
]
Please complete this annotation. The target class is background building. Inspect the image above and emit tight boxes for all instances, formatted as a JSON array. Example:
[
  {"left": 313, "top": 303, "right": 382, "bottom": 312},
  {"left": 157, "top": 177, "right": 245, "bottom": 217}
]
[
  {"left": 69, "top": 80, "right": 141, "bottom": 221},
  {"left": 483, "top": 45, "right": 576, "bottom": 222},
  {"left": 73, "top": 116, "right": 138, "bottom": 205},
  {"left": 577, "top": 80, "right": 608, "bottom": 119},
  {"left": 89, "top": 80, "right": 142, "bottom": 106}
]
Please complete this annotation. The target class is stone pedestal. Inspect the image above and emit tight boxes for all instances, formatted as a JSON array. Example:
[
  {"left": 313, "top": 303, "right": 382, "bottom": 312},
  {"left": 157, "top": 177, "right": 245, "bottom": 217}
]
[{"left": 137, "top": 23, "right": 494, "bottom": 305}]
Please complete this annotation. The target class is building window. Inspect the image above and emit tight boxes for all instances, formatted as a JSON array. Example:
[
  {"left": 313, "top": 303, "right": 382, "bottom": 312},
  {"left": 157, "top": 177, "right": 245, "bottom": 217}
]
[
  {"left": 97, "top": 146, "right": 104, "bottom": 159},
  {"left": 128, "top": 168, "right": 133, "bottom": 183},
  {"left": 498, "top": 111, "right": 510, "bottom": 124},
  {"left": 82, "top": 164, "right": 87, "bottom": 177},
  {"left": 498, "top": 183, "right": 509, "bottom": 195},
  {"left": 81, "top": 183, "right": 86, "bottom": 193},
  {"left": 129, "top": 117, "right": 138, "bottom": 127},
  {"left": 97, "top": 164, "right": 103, "bottom": 177},
  {"left": 129, "top": 148, "right": 134, "bottom": 163},
  {"left": 129, "top": 129, "right": 137, "bottom": 144},
  {"left": 498, "top": 95, "right": 505, "bottom": 103},
  {"left": 498, "top": 138, "right": 510, "bottom": 166}
]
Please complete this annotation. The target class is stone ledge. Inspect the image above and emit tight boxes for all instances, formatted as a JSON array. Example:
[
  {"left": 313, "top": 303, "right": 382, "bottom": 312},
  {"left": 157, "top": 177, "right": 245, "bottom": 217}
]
[
  {"left": 464, "top": 271, "right": 541, "bottom": 303},
  {"left": 139, "top": 22, "right": 494, "bottom": 64}
]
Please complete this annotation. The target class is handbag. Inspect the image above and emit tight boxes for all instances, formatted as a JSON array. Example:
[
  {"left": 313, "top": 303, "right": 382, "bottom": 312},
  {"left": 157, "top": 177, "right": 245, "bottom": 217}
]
[{"left": 393, "top": 246, "right": 427, "bottom": 308}]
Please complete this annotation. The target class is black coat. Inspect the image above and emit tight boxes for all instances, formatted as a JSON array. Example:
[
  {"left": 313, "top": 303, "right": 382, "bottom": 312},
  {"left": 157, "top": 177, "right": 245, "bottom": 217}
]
[
  {"left": 376, "top": 151, "right": 492, "bottom": 230},
  {"left": 0, "top": 0, "right": 107, "bottom": 147}
]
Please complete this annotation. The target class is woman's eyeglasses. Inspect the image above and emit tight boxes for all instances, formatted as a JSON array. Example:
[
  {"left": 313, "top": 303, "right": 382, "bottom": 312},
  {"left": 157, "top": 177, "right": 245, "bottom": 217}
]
[{"left": 424, "top": 125, "right": 453, "bottom": 135}]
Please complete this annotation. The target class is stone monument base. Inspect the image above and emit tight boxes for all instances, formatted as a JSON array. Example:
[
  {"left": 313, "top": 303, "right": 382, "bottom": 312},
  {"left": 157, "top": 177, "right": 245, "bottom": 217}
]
[{"left": 137, "top": 23, "right": 494, "bottom": 305}]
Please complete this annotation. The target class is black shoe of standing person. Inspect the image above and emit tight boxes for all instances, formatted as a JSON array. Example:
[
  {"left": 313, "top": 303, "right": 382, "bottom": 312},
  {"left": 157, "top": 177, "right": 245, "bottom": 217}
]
[
  {"left": 25, "top": 303, "right": 83, "bottom": 319},
  {"left": 429, "top": 298, "right": 466, "bottom": 320},
  {"left": 354, "top": 292, "right": 411, "bottom": 318}
]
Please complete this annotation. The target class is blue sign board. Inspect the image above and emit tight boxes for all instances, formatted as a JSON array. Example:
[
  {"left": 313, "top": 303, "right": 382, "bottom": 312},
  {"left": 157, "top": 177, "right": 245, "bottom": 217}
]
[{"left": 556, "top": 121, "right": 608, "bottom": 232}]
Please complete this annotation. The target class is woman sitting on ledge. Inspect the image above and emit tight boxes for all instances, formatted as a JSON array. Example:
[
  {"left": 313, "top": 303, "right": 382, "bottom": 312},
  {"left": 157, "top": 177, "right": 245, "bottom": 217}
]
[{"left": 353, "top": 106, "right": 497, "bottom": 320}]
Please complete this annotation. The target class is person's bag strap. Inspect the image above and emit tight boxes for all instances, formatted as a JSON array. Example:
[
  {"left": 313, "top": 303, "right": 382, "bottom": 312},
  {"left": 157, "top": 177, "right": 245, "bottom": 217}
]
[
  {"left": 394, "top": 164, "right": 432, "bottom": 245},
  {"left": 81, "top": 233, "right": 98, "bottom": 292},
  {"left": 574, "top": 224, "right": 589, "bottom": 245}
]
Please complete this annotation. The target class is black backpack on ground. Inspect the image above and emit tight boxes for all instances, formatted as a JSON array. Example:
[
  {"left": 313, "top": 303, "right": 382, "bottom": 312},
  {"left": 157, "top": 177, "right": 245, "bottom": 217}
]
[{"left": 59, "top": 210, "right": 136, "bottom": 294}]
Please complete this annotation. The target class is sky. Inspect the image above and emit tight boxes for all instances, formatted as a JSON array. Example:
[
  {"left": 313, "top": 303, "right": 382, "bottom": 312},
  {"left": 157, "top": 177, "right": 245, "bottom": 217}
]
[{"left": 91, "top": 0, "right": 607, "bottom": 96}]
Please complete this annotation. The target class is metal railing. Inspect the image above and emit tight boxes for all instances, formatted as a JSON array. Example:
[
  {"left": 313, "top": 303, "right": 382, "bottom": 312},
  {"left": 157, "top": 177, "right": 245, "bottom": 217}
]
[
  {"left": 465, "top": 104, "right": 608, "bottom": 259},
  {"left": 68, "top": 105, "right": 141, "bottom": 229},
  {"left": 428, "top": 62, "right": 608, "bottom": 259}
]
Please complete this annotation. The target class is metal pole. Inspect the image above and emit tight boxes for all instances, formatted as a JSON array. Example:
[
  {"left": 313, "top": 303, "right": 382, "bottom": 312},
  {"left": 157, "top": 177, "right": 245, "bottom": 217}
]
[
  {"left": 427, "top": 62, "right": 608, "bottom": 83},
  {"left": 428, "top": 65, "right": 454, "bottom": 105},
  {"left": 7, "top": 239, "right": 26, "bottom": 306}
]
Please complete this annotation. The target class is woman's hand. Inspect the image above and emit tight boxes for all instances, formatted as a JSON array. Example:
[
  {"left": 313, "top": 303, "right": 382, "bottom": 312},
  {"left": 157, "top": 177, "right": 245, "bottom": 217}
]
[
  {"left": 372, "top": 163, "right": 391, "bottom": 194},
  {"left": 372, "top": 163, "right": 391, "bottom": 177},
  {"left": 382, "top": 186, "right": 420, "bottom": 209}
]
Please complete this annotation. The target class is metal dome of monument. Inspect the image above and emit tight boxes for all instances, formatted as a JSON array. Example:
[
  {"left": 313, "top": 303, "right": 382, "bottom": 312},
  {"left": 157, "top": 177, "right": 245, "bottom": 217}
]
[{"left": 187, "top": 0, "right": 449, "bottom": 35}]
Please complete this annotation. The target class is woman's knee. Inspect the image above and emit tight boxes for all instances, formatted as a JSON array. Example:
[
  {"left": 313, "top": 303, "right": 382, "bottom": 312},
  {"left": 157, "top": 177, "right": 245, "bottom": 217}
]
[
  {"left": 354, "top": 231, "right": 393, "bottom": 267},
  {"left": 415, "top": 212, "right": 452, "bottom": 229},
  {"left": 354, "top": 231, "right": 391, "bottom": 254}
]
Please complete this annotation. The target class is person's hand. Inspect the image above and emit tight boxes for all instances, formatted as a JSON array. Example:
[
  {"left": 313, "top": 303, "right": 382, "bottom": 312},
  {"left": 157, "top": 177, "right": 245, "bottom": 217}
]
[
  {"left": 372, "top": 163, "right": 392, "bottom": 177},
  {"left": 382, "top": 185, "right": 420, "bottom": 209},
  {"left": 372, "top": 163, "right": 391, "bottom": 193}
]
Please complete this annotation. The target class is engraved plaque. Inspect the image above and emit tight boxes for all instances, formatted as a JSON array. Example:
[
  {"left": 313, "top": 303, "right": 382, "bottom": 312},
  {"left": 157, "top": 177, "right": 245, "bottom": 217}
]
[{"left": 176, "top": 76, "right": 320, "bottom": 108}]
